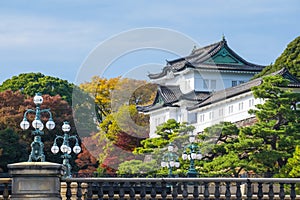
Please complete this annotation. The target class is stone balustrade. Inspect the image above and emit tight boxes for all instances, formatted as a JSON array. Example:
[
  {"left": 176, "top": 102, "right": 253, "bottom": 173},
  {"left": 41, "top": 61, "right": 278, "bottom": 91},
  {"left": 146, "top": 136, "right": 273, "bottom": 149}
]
[
  {"left": 63, "top": 177, "right": 300, "bottom": 200},
  {"left": 3, "top": 162, "right": 300, "bottom": 199}
]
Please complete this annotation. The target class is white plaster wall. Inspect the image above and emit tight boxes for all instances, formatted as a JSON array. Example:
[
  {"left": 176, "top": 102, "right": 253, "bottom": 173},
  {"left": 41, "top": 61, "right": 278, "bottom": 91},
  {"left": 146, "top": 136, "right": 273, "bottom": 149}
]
[
  {"left": 148, "top": 92, "right": 261, "bottom": 137},
  {"left": 148, "top": 107, "right": 178, "bottom": 138},
  {"left": 194, "top": 70, "right": 256, "bottom": 92},
  {"left": 190, "top": 92, "right": 260, "bottom": 133}
]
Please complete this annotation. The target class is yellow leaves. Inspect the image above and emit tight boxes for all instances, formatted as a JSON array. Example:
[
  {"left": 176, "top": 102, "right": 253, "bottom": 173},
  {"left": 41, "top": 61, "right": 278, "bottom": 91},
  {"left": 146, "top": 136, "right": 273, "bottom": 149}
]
[{"left": 80, "top": 76, "right": 156, "bottom": 117}]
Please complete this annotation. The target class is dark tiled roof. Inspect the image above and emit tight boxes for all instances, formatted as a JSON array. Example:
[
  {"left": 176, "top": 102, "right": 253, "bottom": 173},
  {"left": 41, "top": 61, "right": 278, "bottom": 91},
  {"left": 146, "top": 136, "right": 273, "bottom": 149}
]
[
  {"left": 159, "top": 85, "right": 182, "bottom": 104},
  {"left": 137, "top": 85, "right": 210, "bottom": 112},
  {"left": 271, "top": 67, "right": 300, "bottom": 86},
  {"left": 148, "top": 38, "right": 265, "bottom": 79}
]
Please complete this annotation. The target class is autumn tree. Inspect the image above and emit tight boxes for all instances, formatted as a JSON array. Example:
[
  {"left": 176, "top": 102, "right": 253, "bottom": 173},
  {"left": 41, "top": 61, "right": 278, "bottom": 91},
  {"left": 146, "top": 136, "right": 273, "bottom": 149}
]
[
  {"left": 79, "top": 76, "right": 156, "bottom": 174},
  {"left": 80, "top": 77, "right": 120, "bottom": 122},
  {"left": 75, "top": 143, "right": 99, "bottom": 175},
  {"left": 79, "top": 77, "right": 156, "bottom": 122},
  {"left": 0, "top": 90, "right": 28, "bottom": 132},
  {"left": 96, "top": 104, "right": 149, "bottom": 174},
  {"left": 0, "top": 90, "right": 79, "bottom": 171}
]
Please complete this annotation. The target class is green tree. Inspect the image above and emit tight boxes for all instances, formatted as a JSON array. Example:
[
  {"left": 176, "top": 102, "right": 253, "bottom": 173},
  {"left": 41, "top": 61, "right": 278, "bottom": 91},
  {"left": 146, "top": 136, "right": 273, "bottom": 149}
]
[
  {"left": 0, "top": 73, "right": 75, "bottom": 104},
  {"left": 118, "top": 119, "right": 194, "bottom": 177},
  {"left": 278, "top": 145, "right": 300, "bottom": 177},
  {"left": 198, "top": 122, "right": 247, "bottom": 177},
  {"left": 117, "top": 160, "right": 159, "bottom": 176},
  {"left": 134, "top": 119, "right": 194, "bottom": 154},
  {"left": 240, "top": 75, "right": 300, "bottom": 175},
  {"left": 0, "top": 128, "right": 27, "bottom": 172},
  {"left": 199, "top": 75, "right": 300, "bottom": 177},
  {"left": 254, "top": 36, "right": 300, "bottom": 79}
]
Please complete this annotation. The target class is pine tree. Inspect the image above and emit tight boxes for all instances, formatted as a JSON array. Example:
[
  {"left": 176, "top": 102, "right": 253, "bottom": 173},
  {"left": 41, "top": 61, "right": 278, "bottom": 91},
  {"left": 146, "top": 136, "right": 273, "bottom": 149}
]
[
  {"left": 254, "top": 36, "right": 300, "bottom": 79},
  {"left": 240, "top": 75, "right": 300, "bottom": 175}
]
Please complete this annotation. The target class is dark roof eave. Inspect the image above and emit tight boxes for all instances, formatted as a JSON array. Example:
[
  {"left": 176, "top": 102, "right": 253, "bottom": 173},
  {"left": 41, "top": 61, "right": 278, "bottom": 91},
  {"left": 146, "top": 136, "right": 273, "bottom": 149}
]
[
  {"left": 187, "top": 88, "right": 252, "bottom": 111},
  {"left": 142, "top": 104, "right": 180, "bottom": 112},
  {"left": 192, "top": 65, "right": 265, "bottom": 72}
]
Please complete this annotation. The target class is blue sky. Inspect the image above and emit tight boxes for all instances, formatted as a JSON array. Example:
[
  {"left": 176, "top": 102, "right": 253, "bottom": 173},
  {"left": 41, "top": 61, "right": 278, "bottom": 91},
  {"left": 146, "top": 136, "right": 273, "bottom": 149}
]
[{"left": 0, "top": 0, "right": 299, "bottom": 84}]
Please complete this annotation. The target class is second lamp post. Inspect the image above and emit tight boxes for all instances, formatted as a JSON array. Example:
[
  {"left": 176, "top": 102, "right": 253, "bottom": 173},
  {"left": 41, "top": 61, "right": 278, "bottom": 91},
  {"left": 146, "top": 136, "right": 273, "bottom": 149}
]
[
  {"left": 161, "top": 143, "right": 180, "bottom": 177},
  {"left": 51, "top": 121, "right": 81, "bottom": 178},
  {"left": 182, "top": 132, "right": 202, "bottom": 177}
]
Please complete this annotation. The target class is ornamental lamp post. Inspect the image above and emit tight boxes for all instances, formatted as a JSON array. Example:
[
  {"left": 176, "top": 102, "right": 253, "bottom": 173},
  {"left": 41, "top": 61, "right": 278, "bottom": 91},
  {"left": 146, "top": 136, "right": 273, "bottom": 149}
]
[
  {"left": 182, "top": 132, "right": 202, "bottom": 177},
  {"left": 161, "top": 143, "right": 180, "bottom": 177},
  {"left": 51, "top": 121, "right": 81, "bottom": 178},
  {"left": 20, "top": 93, "right": 56, "bottom": 162}
]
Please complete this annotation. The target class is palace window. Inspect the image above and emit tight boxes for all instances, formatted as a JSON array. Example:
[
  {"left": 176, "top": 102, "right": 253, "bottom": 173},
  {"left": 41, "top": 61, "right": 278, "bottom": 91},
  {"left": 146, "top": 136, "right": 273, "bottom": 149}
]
[
  {"left": 228, "top": 105, "right": 234, "bottom": 113},
  {"left": 178, "top": 114, "right": 182, "bottom": 122},
  {"left": 249, "top": 98, "right": 254, "bottom": 107},
  {"left": 199, "top": 114, "right": 205, "bottom": 122},
  {"left": 232, "top": 81, "right": 237, "bottom": 87},
  {"left": 238, "top": 102, "right": 244, "bottom": 111},
  {"left": 219, "top": 108, "right": 224, "bottom": 116},
  {"left": 232, "top": 80, "right": 245, "bottom": 87},
  {"left": 209, "top": 111, "right": 214, "bottom": 120}
]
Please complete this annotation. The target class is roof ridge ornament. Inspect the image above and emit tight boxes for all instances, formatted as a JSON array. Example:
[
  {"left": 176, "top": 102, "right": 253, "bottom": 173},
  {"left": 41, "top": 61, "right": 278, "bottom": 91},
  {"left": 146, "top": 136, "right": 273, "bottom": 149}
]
[
  {"left": 222, "top": 34, "right": 226, "bottom": 42},
  {"left": 192, "top": 45, "right": 197, "bottom": 53}
]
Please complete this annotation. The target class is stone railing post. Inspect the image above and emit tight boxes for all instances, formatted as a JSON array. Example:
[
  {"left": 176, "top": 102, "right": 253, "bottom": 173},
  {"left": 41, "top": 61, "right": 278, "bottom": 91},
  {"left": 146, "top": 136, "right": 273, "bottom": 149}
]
[
  {"left": 8, "top": 162, "right": 65, "bottom": 200},
  {"left": 60, "top": 182, "right": 88, "bottom": 200}
]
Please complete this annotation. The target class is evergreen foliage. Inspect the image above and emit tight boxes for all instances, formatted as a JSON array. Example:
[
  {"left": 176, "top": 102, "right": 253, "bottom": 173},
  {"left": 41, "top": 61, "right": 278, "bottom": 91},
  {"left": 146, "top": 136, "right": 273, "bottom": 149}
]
[
  {"left": 134, "top": 119, "right": 194, "bottom": 154},
  {"left": 0, "top": 128, "right": 27, "bottom": 172},
  {"left": 245, "top": 75, "right": 300, "bottom": 174},
  {"left": 117, "top": 160, "right": 159, "bottom": 176},
  {"left": 278, "top": 145, "right": 300, "bottom": 177},
  {"left": 198, "top": 122, "right": 245, "bottom": 177},
  {"left": 118, "top": 119, "right": 194, "bottom": 176},
  {"left": 0, "top": 73, "right": 75, "bottom": 104},
  {"left": 254, "top": 36, "right": 300, "bottom": 79}
]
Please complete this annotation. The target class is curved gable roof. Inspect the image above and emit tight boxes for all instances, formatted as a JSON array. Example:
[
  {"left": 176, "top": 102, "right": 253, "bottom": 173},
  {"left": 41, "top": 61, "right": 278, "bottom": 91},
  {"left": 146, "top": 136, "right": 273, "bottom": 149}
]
[{"left": 149, "top": 38, "right": 265, "bottom": 79}]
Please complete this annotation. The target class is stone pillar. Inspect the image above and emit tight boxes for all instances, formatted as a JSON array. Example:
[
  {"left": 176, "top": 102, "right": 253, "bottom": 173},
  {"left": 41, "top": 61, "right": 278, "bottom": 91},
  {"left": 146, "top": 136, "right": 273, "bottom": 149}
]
[{"left": 8, "top": 162, "right": 65, "bottom": 200}]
